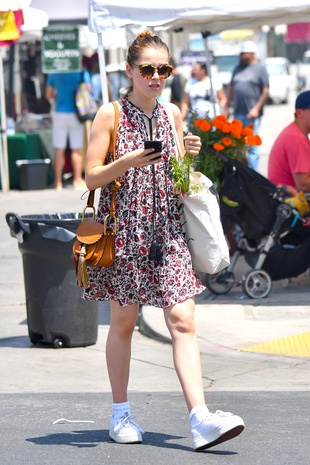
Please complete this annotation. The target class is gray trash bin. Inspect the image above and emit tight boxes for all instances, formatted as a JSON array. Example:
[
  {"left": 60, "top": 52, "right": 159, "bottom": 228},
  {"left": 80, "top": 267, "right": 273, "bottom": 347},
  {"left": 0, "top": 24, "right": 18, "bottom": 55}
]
[
  {"left": 16, "top": 159, "right": 51, "bottom": 190},
  {"left": 6, "top": 212, "right": 98, "bottom": 348}
]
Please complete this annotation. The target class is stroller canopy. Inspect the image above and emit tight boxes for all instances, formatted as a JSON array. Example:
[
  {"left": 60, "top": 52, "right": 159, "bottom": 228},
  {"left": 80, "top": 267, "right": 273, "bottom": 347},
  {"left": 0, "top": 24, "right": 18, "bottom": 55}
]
[{"left": 219, "top": 158, "right": 279, "bottom": 239}]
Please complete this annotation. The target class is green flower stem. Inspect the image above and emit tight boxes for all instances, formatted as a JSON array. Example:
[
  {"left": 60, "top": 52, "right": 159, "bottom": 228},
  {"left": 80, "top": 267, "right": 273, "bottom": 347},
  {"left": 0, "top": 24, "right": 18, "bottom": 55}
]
[{"left": 171, "top": 152, "right": 193, "bottom": 193}]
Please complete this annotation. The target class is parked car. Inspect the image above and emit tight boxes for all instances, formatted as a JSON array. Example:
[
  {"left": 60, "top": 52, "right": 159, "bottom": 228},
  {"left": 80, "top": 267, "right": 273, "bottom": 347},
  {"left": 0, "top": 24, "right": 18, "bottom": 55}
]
[
  {"left": 302, "top": 50, "right": 310, "bottom": 64},
  {"left": 265, "top": 57, "right": 297, "bottom": 104},
  {"left": 300, "top": 50, "right": 310, "bottom": 90},
  {"left": 212, "top": 52, "right": 239, "bottom": 93}
]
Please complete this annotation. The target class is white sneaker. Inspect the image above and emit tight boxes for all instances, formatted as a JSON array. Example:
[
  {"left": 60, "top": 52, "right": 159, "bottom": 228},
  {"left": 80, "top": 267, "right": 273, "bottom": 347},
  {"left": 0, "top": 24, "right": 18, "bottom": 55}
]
[
  {"left": 191, "top": 410, "right": 244, "bottom": 451},
  {"left": 109, "top": 413, "right": 144, "bottom": 444}
]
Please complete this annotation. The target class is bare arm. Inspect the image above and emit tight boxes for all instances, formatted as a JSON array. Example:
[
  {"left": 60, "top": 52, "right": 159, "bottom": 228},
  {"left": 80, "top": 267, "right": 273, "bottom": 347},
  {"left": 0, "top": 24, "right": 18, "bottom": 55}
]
[
  {"left": 86, "top": 102, "right": 202, "bottom": 191},
  {"left": 292, "top": 173, "right": 310, "bottom": 193},
  {"left": 224, "top": 84, "right": 233, "bottom": 117},
  {"left": 247, "top": 85, "right": 269, "bottom": 119},
  {"left": 217, "top": 87, "right": 227, "bottom": 112},
  {"left": 45, "top": 85, "right": 54, "bottom": 101},
  {"left": 180, "top": 91, "right": 190, "bottom": 121},
  {"left": 85, "top": 102, "right": 162, "bottom": 191}
]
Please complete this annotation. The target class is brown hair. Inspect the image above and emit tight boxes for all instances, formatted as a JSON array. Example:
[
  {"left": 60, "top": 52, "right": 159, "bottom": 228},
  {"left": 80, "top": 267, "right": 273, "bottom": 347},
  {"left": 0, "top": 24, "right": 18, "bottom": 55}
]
[{"left": 123, "top": 30, "right": 170, "bottom": 97}]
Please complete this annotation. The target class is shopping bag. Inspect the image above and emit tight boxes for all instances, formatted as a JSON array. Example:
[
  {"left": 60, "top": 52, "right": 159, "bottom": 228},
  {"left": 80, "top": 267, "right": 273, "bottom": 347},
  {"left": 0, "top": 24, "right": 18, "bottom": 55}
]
[{"left": 178, "top": 171, "right": 230, "bottom": 274}]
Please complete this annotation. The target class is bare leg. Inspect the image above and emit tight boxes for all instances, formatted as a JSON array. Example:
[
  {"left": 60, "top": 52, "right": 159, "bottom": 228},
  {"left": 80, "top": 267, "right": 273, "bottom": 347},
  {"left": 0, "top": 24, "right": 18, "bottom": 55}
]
[
  {"left": 164, "top": 298, "right": 205, "bottom": 412},
  {"left": 71, "top": 148, "right": 84, "bottom": 186},
  {"left": 54, "top": 148, "right": 65, "bottom": 186},
  {"left": 106, "top": 301, "right": 139, "bottom": 403}
]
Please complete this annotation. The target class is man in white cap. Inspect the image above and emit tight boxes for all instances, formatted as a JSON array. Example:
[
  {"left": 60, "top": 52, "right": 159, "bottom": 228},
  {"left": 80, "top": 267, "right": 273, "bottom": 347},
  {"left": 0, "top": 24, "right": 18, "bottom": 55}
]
[{"left": 224, "top": 40, "right": 269, "bottom": 171}]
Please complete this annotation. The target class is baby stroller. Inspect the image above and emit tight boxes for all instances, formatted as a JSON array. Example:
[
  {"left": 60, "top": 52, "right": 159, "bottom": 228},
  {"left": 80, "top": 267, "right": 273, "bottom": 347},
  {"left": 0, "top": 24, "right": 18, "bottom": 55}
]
[{"left": 205, "top": 155, "right": 310, "bottom": 299}]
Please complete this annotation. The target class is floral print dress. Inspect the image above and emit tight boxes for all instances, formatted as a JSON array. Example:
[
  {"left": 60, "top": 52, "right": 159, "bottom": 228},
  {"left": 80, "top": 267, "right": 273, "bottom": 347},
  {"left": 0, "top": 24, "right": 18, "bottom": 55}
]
[{"left": 83, "top": 98, "right": 205, "bottom": 308}]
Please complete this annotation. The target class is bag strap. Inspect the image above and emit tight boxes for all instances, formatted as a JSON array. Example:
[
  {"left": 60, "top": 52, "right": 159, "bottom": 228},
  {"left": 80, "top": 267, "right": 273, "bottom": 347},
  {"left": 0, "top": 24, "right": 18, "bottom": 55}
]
[
  {"left": 111, "top": 101, "right": 119, "bottom": 163},
  {"left": 86, "top": 101, "right": 120, "bottom": 221},
  {"left": 108, "top": 101, "right": 121, "bottom": 225},
  {"left": 162, "top": 101, "right": 184, "bottom": 161}
]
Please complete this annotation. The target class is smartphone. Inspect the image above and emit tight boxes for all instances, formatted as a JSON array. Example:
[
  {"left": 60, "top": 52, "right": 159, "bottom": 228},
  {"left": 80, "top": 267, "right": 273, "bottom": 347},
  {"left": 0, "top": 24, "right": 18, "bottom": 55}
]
[
  {"left": 144, "top": 140, "right": 162, "bottom": 161},
  {"left": 144, "top": 140, "right": 162, "bottom": 152}
]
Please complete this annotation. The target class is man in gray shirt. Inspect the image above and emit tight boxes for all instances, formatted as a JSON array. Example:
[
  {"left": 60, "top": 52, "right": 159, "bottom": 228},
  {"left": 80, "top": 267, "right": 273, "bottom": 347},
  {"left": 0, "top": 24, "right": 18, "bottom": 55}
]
[{"left": 225, "top": 41, "right": 269, "bottom": 171}]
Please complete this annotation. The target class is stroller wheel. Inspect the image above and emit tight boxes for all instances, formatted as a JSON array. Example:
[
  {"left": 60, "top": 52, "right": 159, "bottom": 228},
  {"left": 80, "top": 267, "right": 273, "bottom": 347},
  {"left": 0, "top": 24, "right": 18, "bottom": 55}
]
[
  {"left": 242, "top": 270, "right": 272, "bottom": 299},
  {"left": 206, "top": 269, "right": 235, "bottom": 295}
]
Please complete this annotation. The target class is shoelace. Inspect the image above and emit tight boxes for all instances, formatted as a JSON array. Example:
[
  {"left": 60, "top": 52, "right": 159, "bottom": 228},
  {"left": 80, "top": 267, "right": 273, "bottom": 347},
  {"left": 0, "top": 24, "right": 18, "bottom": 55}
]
[
  {"left": 214, "top": 410, "right": 233, "bottom": 417},
  {"left": 114, "top": 413, "right": 145, "bottom": 434}
]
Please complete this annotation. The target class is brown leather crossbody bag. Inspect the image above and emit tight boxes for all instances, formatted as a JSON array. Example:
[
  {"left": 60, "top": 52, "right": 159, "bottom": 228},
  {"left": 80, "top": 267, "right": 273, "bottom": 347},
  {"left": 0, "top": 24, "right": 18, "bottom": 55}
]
[{"left": 73, "top": 101, "right": 120, "bottom": 287}]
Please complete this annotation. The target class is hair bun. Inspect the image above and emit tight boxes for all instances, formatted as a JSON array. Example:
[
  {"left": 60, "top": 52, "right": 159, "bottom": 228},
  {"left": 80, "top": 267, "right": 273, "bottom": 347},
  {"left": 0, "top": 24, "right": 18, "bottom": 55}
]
[{"left": 136, "top": 30, "right": 153, "bottom": 39}]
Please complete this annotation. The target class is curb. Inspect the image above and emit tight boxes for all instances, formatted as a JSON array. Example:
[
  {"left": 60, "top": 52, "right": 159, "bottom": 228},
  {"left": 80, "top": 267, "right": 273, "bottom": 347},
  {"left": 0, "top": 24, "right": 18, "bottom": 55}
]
[{"left": 139, "top": 306, "right": 172, "bottom": 345}]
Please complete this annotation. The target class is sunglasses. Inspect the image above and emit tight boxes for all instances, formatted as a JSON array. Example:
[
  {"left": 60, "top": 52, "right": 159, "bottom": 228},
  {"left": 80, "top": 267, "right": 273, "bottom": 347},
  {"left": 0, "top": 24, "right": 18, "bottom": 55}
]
[{"left": 133, "top": 63, "right": 174, "bottom": 80}]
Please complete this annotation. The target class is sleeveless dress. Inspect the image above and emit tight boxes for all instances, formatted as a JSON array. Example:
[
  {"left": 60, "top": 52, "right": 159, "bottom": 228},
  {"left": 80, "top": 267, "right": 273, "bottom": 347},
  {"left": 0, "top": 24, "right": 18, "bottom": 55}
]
[{"left": 83, "top": 98, "right": 205, "bottom": 308}]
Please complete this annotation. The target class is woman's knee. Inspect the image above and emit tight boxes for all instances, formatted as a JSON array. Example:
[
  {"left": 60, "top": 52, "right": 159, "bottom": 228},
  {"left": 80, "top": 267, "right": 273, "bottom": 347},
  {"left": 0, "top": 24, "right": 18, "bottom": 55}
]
[
  {"left": 164, "top": 300, "right": 196, "bottom": 335},
  {"left": 109, "top": 301, "right": 139, "bottom": 338}
]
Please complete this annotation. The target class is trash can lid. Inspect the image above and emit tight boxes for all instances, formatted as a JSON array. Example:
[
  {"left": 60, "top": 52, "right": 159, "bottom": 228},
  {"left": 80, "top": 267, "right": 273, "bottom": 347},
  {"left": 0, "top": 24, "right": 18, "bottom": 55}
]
[
  {"left": 16, "top": 159, "right": 51, "bottom": 166},
  {"left": 6, "top": 212, "right": 89, "bottom": 239}
]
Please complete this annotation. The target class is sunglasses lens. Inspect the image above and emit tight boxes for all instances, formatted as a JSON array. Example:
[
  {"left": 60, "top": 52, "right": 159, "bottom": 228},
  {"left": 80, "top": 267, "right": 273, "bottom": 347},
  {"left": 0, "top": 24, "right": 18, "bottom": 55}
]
[
  {"left": 140, "top": 65, "right": 155, "bottom": 78},
  {"left": 139, "top": 64, "right": 173, "bottom": 79},
  {"left": 158, "top": 66, "right": 171, "bottom": 78}
]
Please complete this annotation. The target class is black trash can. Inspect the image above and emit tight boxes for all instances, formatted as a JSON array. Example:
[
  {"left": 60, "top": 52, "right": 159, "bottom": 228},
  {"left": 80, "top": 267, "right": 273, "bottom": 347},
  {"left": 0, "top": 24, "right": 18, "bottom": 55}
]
[
  {"left": 6, "top": 212, "right": 98, "bottom": 349},
  {"left": 15, "top": 159, "right": 51, "bottom": 190}
]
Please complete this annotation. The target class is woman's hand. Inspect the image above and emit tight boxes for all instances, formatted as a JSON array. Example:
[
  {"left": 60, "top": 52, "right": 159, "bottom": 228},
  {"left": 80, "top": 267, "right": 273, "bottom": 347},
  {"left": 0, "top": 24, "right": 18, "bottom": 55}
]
[
  {"left": 184, "top": 132, "right": 202, "bottom": 156},
  {"left": 122, "top": 147, "right": 162, "bottom": 169}
]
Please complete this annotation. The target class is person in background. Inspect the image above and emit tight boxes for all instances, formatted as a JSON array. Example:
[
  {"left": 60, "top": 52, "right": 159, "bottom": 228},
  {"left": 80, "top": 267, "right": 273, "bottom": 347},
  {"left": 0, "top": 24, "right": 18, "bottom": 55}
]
[
  {"left": 169, "top": 57, "right": 186, "bottom": 108},
  {"left": 268, "top": 90, "right": 310, "bottom": 193},
  {"left": 224, "top": 41, "right": 269, "bottom": 171},
  {"left": 24, "top": 59, "right": 51, "bottom": 114},
  {"left": 83, "top": 30, "right": 244, "bottom": 451},
  {"left": 181, "top": 61, "right": 226, "bottom": 122},
  {"left": 90, "top": 59, "right": 102, "bottom": 105},
  {"left": 45, "top": 69, "right": 91, "bottom": 190}
]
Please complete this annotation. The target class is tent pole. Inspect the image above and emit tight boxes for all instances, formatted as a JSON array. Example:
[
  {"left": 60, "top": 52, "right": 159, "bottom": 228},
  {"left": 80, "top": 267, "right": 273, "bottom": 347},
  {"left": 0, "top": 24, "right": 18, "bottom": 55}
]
[
  {"left": 97, "top": 33, "right": 109, "bottom": 104},
  {"left": 14, "top": 43, "right": 22, "bottom": 116},
  {"left": 202, "top": 31, "right": 217, "bottom": 118},
  {"left": 0, "top": 48, "right": 10, "bottom": 193}
]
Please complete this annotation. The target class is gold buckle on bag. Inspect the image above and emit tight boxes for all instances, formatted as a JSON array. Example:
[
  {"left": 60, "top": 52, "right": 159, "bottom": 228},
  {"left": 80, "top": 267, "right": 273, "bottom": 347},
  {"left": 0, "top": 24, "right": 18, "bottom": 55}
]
[
  {"left": 82, "top": 205, "right": 96, "bottom": 221},
  {"left": 104, "top": 214, "right": 117, "bottom": 234}
]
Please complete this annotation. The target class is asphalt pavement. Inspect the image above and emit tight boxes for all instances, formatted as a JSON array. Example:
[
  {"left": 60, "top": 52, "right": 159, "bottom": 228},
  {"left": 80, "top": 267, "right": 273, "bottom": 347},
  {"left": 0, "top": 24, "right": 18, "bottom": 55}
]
[
  {"left": 1, "top": 93, "right": 310, "bottom": 465},
  {"left": 1, "top": 182, "right": 310, "bottom": 465}
]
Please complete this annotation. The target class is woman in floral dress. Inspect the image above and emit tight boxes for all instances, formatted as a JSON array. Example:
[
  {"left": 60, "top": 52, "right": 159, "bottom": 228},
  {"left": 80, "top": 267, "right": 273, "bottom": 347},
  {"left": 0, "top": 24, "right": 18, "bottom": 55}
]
[{"left": 84, "top": 30, "right": 244, "bottom": 451}]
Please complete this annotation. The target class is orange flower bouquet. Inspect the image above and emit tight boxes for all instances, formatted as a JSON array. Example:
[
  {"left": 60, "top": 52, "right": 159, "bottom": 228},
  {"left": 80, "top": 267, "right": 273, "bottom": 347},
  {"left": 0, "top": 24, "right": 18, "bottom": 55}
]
[{"left": 188, "top": 114, "right": 262, "bottom": 186}]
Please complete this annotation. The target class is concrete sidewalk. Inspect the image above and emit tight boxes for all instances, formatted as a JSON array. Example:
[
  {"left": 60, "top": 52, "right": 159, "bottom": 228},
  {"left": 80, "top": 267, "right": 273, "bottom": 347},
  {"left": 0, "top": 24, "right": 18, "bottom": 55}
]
[
  {"left": 141, "top": 267, "right": 310, "bottom": 358},
  {"left": 2, "top": 187, "right": 310, "bottom": 362}
]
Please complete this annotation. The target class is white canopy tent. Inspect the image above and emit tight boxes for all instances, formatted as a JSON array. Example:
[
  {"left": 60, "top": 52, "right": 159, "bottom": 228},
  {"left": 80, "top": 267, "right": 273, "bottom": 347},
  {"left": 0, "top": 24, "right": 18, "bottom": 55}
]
[
  {"left": 88, "top": 0, "right": 310, "bottom": 103},
  {"left": 89, "top": 1, "right": 310, "bottom": 33},
  {"left": 29, "top": 0, "right": 88, "bottom": 23}
]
